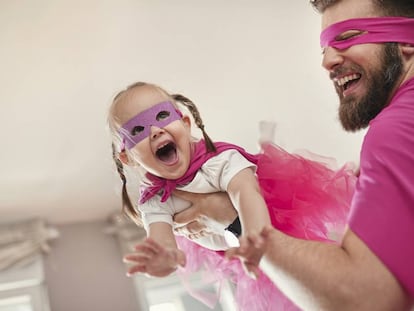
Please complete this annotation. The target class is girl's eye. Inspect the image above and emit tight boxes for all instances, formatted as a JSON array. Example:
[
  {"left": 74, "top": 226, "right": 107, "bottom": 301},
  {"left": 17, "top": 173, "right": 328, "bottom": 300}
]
[
  {"left": 131, "top": 125, "right": 144, "bottom": 136},
  {"left": 335, "top": 30, "right": 364, "bottom": 41},
  {"left": 156, "top": 111, "right": 170, "bottom": 121}
]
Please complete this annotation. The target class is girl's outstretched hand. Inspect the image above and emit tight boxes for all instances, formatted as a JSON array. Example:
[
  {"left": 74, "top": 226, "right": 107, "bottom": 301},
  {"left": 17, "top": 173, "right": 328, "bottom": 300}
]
[
  {"left": 123, "top": 238, "right": 186, "bottom": 278},
  {"left": 225, "top": 225, "right": 274, "bottom": 279}
]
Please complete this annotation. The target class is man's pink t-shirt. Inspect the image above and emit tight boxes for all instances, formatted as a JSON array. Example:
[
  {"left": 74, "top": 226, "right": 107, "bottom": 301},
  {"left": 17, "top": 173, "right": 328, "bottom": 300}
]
[{"left": 349, "top": 77, "right": 414, "bottom": 297}]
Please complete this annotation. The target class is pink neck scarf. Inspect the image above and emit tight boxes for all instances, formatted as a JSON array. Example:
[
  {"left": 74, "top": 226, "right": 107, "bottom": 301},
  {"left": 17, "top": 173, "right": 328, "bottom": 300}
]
[
  {"left": 321, "top": 17, "right": 414, "bottom": 50},
  {"left": 139, "top": 140, "right": 258, "bottom": 204}
]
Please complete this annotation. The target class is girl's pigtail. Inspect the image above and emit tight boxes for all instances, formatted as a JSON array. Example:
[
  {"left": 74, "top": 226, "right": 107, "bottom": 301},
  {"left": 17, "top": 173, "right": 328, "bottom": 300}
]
[
  {"left": 111, "top": 143, "right": 143, "bottom": 226},
  {"left": 172, "top": 94, "right": 216, "bottom": 153}
]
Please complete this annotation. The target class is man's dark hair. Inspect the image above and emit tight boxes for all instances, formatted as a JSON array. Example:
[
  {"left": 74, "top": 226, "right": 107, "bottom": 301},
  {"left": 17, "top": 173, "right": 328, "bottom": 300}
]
[{"left": 310, "top": 0, "right": 414, "bottom": 17}]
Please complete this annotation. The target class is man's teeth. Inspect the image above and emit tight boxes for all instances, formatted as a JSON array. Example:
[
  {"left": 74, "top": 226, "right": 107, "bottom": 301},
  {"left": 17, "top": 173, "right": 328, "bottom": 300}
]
[{"left": 334, "top": 74, "right": 359, "bottom": 86}]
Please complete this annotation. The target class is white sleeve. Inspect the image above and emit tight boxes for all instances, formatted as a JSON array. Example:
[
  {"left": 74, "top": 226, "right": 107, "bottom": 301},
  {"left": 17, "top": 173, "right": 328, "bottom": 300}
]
[
  {"left": 200, "top": 149, "right": 257, "bottom": 191},
  {"left": 138, "top": 197, "right": 175, "bottom": 230},
  {"left": 138, "top": 194, "right": 193, "bottom": 230}
]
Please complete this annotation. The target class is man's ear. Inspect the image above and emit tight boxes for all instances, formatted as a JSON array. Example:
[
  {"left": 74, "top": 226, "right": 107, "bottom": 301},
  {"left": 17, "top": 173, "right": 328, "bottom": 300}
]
[
  {"left": 400, "top": 44, "right": 414, "bottom": 57},
  {"left": 118, "top": 150, "right": 130, "bottom": 165}
]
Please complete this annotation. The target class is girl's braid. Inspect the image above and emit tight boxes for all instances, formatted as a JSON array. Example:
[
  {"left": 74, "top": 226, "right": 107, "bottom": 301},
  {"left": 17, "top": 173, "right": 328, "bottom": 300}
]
[
  {"left": 111, "top": 143, "right": 143, "bottom": 226},
  {"left": 172, "top": 94, "right": 217, "bottom": 152}
]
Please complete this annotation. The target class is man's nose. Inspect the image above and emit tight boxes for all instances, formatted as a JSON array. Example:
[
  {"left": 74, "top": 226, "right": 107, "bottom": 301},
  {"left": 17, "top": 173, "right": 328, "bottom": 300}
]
[{"left": 322, "top": 46, "right": 344, "bottom": 71}]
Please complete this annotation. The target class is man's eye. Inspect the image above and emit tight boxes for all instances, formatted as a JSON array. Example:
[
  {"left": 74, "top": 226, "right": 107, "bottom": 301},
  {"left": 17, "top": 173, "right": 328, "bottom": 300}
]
[
  {"left": 156, "top": 111, "right": 170, "bottom": 121},
  {"left": 335, "top": 30, "right": 364, "bottom": 41},
  {"left": 131, "top": 126, "right": 144, "bottom": 136}
]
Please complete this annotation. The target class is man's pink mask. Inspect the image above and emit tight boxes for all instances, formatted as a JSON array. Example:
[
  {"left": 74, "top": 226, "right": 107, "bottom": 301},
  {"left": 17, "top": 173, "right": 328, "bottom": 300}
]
[
  {"left": 320, "top": 17, "right": 414, "bottom": 50},
  {"left": 119, "top": 101, "right": 182, "bottom": 150}
]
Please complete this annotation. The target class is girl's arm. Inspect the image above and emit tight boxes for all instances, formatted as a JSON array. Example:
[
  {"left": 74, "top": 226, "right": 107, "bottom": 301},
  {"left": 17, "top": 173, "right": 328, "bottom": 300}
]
[
  {"left": 124, "top": 222, "right": 186, "bottom": 277},
  {"left": 227, "top": 168, "right": 271, "bottom": 236}
]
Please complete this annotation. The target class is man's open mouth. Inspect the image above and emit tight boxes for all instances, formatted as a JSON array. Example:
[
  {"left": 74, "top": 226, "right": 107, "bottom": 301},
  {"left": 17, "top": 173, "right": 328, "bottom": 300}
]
[{"left": 335, "top": 73, "right": 361, "bottom": 91}]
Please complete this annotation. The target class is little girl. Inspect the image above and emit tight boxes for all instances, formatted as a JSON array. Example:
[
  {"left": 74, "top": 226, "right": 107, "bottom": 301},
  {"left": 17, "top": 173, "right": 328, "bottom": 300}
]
[{"left": 108, "top": 81, "right": 356, "bottom": 310}]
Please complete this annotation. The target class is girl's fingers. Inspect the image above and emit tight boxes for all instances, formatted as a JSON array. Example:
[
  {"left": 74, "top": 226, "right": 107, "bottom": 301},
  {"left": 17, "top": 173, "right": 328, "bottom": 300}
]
[
  {"left": 243, "top": 263, "right": 260, "bottom": 280},
  {"left": 127, "top": 265, "right": 147, "bottom": 276},
  {"left": 174, "top": 250, "right": 187, "bottom": 267},
  {"left": 261, "top": 225, "right": 275, "bottom": 238},
  {"left": 134, "top": 238, "right": 162, "bottom": 254},
  {"left": 236, "top": 237, "right": 246, "bottom": 253},
  {"left": 144, "top": 238, "right": 164, "bottom": 251},
  {"left": 248, "top": 233, "right": 264, "bottom": 248},
  {"left": 225, "top": 247, "right": 238, "bottom": 260},
  {"left": 123, "top": 252, "right": 152, "bottom": 263}
]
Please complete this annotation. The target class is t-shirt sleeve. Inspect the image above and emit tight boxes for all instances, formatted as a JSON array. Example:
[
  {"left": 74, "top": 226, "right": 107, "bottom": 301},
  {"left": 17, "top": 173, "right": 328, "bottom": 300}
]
[
  {"left": 200, "top": 149, "right": 257, "bottom": 191},
  {"left": 349, "top": 113, "right": 414, "bottom": 295},
  {"left": 138, "top": 198, "right": 175, "bottom": 230}
]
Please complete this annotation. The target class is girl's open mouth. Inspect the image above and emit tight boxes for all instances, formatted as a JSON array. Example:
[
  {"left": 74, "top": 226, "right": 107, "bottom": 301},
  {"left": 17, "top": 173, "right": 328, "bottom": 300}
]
[{"left": 156, "top": 142, "right": 178, "bottom": 165}]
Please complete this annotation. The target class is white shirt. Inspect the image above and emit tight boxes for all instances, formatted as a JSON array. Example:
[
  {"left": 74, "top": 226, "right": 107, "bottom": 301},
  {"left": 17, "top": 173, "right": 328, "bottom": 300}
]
[{"left": 138, "top": 149, "right": 256, "bottom": 250}]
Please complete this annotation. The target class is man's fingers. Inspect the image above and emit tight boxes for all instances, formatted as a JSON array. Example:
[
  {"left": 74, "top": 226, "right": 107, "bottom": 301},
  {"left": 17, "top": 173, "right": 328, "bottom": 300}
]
[
  {"left": 173, "top": 205, "right": 200, "bottom": 225},
  {"left": 175, "top": 223, "right": 199, "bottom": 236},
  {"left": 172, "top": 189, "right": 201, "bottom": 203},
  {"left": 188, "top": 230, "right": 206, "bottom": 240},
  {"left": 187, "top": 221, "right": 205, "bottom": 233}
]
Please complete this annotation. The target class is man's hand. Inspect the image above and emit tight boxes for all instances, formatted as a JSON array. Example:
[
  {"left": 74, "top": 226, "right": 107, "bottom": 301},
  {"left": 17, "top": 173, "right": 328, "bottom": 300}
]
[
  {"left": 173, "top": 190, "right": 237, "bottom": 239},
  {"left": 123, "top": 238, "right": 186, "bottom": 277}
]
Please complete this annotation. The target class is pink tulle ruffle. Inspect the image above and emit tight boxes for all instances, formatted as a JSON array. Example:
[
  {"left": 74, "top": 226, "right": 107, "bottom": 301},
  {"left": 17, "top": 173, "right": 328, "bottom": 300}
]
[
  {"left": 176, "top": 143, "right": 356, "bottom": 310},
  {"left": 176, "top": 236, "right": 300, "bottom": 311},
  {"left": 257, "top": 143, "right": 356, "bottom": 241}
]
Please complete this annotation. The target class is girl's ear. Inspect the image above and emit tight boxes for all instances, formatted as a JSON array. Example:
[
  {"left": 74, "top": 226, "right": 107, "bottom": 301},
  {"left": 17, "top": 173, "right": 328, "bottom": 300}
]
[
  {"left": 182, "top": 115, "right": 192, "bottom": 129},
  {"left": 119, "top": 150, "right": 140, "bottom": 167},
  {"left": 118, "top": 150, "right": 130, "bottom": 165}
]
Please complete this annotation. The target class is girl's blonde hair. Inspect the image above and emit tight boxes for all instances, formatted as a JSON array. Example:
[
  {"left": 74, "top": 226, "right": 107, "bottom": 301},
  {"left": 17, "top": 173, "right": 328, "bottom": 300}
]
[{"left": 108, "top": 81, "right": 216, "bottom": 225}]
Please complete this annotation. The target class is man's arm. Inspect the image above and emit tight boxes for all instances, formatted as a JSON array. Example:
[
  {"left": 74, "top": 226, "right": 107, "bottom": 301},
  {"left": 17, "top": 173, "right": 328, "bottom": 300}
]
[
  {"left": 230, "top": 226, "right": 412, "bottom": 311},
  {"left": 173, "top": 191, "right": 412, "bottom": 310}
]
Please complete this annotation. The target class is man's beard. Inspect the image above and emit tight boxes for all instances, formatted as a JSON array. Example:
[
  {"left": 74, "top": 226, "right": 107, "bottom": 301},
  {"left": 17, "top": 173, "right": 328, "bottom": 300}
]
[{"left": 338, "top": 43, "right": 403, "bottom": 132}]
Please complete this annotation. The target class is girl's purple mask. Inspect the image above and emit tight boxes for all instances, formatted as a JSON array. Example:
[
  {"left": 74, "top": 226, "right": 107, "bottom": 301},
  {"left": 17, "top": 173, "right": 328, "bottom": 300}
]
[
  {"left": 119, "top": 101, "right": 182, "bottom": 150},
  {"left": 320, "top": 17, "right": 414, "bottom": 50}
]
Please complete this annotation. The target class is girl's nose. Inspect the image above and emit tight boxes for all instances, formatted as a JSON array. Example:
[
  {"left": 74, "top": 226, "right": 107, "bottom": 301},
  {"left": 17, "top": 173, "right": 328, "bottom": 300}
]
[
  {"left": 322, "top": 46, "right": 344, "bottom": 71},
  {"left": 150, "top": 125, "right": 164, "bottom": 139}
]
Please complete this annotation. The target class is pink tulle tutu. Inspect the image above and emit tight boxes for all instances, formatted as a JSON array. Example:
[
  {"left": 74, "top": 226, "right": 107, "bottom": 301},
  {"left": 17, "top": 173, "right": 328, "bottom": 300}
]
[
  {"left": 176, "top": 236, "right": 298, "bottom": 311},
  {"left": 176, "top": 142, "right": 357, "bottom": 310},
  {"left": 258, "top": 143, "right": 356, "bottom": 242}
]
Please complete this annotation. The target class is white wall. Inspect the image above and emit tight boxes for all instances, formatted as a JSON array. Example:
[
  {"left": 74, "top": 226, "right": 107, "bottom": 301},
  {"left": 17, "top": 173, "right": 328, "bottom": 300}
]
[
  {"left": 0, "top": 2, "right": 368, "bottom": 308},
  {"left": 0, "top": 0, "right": 366, "bottom": 225}
]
